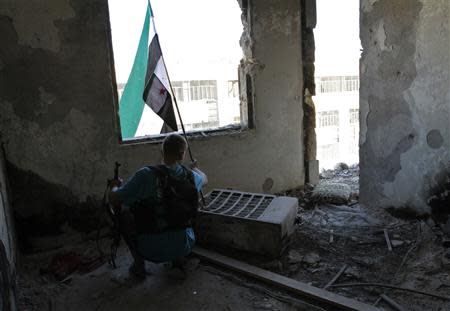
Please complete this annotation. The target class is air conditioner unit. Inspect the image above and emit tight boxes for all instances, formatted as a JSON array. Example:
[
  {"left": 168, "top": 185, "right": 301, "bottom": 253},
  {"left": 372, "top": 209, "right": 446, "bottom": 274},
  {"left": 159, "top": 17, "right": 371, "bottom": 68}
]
[{"left": 195, "top": 189, "right": 298, "bottom": 258}]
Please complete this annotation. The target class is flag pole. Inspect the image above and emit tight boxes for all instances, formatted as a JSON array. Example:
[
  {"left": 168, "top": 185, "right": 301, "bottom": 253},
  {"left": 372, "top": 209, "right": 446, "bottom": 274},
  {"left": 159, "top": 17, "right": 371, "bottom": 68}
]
[
  {"left": 149, "top": 0, "right": 206, "bottom": 205},
  {"left": 162, "top": 61, "right": 207, "bottom": 206},
  {"left": 165, "top": 68, "right": 194, "bottom": 162},
  {"left": 148, "top": 1, "right": 193, "bottom": 161}
]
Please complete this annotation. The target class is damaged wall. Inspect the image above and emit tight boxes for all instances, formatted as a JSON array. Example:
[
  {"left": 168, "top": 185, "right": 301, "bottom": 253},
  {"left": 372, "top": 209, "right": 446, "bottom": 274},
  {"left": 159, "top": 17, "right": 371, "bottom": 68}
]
[
  {"left": 360, "top": 0, "right": 450, "bottom": 214},
  {"left": 0, "top": 0, "right": 304, "bottom": 232}
]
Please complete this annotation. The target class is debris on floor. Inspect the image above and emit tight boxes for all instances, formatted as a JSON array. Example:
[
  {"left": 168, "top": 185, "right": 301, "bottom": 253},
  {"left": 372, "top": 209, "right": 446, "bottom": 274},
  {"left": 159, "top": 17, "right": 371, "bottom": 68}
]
[{"left": 15, "top": 165, "right": 450, "bottom": 310}]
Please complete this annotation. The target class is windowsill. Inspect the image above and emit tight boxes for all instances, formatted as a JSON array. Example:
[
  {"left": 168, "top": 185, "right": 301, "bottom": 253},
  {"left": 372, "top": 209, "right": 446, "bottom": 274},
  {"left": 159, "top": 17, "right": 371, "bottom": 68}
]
[{"left": 119, "top": 124, "right": 250, "bottom": 146}]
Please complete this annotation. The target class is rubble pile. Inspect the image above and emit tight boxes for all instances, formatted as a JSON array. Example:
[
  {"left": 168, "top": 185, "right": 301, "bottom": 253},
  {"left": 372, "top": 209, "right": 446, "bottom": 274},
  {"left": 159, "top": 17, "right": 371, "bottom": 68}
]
[{"left": 428, "top": 174, "right": 450, "bottom": 226}]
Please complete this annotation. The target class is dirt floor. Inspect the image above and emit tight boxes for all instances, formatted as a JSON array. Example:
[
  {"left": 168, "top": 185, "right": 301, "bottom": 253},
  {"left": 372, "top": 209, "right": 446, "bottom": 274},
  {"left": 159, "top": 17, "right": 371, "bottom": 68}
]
[{"left": 15, "top": 165, "right": 450, "bottom": 311}]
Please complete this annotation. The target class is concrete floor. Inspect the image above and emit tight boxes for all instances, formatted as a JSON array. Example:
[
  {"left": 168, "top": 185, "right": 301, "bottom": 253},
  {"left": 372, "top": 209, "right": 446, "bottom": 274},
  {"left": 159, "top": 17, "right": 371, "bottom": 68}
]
[
  {"left": 18, "top": 242, "right": 307, "bottom": 311},
  {"left": 50, "top": 249, "right": 301, "bottom": 311}
]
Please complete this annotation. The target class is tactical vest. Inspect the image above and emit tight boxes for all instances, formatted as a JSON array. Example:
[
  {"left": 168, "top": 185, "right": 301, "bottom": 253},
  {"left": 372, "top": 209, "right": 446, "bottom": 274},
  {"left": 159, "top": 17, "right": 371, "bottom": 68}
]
[{"left": 131, "top": 165, "right": 199, "bottom": 234}]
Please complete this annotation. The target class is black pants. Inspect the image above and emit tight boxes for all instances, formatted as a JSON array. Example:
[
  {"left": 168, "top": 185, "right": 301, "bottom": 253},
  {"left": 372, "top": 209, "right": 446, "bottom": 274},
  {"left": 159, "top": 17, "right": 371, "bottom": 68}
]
[{"left": 118, "top": 205, "right": 145, "bottom": 271}]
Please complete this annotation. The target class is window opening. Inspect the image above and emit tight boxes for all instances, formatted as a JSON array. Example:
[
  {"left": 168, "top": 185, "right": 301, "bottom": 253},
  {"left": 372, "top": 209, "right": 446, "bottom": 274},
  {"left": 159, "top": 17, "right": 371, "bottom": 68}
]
[{"left": 108, "top": 0, "right": 243, "bottom": 140}]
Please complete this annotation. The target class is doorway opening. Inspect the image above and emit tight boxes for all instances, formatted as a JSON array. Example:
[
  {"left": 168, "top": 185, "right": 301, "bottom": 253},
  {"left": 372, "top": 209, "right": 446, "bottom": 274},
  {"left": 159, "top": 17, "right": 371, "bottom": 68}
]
[{"left": 314, "top": 0, "right": 361, "bottom": 172}]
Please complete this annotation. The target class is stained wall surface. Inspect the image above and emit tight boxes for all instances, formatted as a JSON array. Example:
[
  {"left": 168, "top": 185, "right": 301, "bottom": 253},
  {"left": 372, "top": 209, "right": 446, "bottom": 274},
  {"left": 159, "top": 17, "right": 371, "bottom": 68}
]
[
  {"left": 360, "top": 0, "right": 450, "bottom": 214},
  {"left": 0, "top": 0, "right": 304, "bottom": 225}
]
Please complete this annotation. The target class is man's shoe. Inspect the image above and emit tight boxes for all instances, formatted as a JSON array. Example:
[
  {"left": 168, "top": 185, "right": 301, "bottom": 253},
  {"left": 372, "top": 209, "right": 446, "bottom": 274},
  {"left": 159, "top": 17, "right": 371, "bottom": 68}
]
[
  {"left": 128, "top": 263, "right": 150, "bottom": 280},
  {"left": 167, "top": 258, "right": 188, "bottom": 280}
]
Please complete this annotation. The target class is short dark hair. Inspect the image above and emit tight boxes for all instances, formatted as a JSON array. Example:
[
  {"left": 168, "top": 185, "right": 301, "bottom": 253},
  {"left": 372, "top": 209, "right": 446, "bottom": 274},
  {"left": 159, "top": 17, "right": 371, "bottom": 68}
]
[{"left": 162, "top": 134, "right": 187, "bottom": 160}]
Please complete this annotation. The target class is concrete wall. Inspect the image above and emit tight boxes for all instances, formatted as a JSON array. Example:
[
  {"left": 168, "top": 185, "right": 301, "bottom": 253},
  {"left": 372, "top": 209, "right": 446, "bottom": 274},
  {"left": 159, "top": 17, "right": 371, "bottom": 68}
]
[
  {"left": 0, "top": 0, "right": 304, "bottom": 229},
  {"left": 360, "top": 0, "right": 450, "bottom": 214},
  {"left": 0, "top": 149, "right": 17, "bottom": 310}
]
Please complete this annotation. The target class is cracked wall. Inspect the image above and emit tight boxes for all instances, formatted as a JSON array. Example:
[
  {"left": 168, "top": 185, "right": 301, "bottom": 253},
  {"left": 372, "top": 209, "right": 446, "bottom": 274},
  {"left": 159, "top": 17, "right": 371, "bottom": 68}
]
[
  {"left": 0, "top": 0, "right": 305, "bottom": 234},
  {"left": 360, "top": 0, "right": 450, "bottom": 214}
]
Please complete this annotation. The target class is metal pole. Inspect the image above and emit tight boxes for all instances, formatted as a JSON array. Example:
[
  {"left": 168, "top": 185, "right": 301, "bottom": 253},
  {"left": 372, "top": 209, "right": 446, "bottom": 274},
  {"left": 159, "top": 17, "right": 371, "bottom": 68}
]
[
  {"left": 162, "top": 62, "right": 194, "bottom": 162},
  {"left": 148, "top": 0, "right": 193, "bottom": 160},
  {"left": 161, "top": 58, "right": 206, "bottom": 206},
  {"left": 149, "top": 1, "right": 206, "bottom": 205}
]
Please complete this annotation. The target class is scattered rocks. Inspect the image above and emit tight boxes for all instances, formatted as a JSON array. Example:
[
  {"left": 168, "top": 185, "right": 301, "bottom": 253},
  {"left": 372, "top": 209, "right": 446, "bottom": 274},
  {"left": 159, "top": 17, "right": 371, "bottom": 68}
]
[
  {"left": 288, "top": 264, "right": 300, "bottom": 274},
  {"left": 344, "top": 267, "right": 361, "bottom": 279},
  {"left": 287, "top": 250, "right": 303, "bottom": 264},
  {"left": 445, "top": 249, "right": 450, "bottom": 260},
  {"left": 311, "top": 182, "right": 352, "bottom": 205},
  {"left": 352, "top": 256, "right": 376, "bottom": 267},
  {"left": 303, "top": 252, "right": 321, "bottom": 265},
  {"left": 391, "top": 240, "right": 404, "bottom": 248},
  {"left": 334, "top": 162, "right": 349, "bottom": 171},
  {"left": 441, "top": 254, "right": 450, "bottom": 269}
]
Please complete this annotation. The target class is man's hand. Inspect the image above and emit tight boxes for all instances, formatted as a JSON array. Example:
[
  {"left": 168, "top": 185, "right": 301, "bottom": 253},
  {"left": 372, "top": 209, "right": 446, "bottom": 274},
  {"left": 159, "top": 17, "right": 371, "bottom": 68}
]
[
  {"left": 108, "top": 178, "right": 123, "bottom": 189},
  {"left": 189, "top": 159, "right": 198, "bottom": 170},
  {"left": 190, "top": 160, "right": 208, "bottom": 185},
  {"left": 108, "top": 190, "right": 122, "bottom": 214}
]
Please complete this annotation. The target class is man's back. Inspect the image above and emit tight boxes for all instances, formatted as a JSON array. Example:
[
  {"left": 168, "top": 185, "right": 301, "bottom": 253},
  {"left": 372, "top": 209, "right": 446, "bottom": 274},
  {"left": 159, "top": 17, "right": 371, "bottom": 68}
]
[{"left": 115, "top": 164, "right": 203, "bottom": 263}]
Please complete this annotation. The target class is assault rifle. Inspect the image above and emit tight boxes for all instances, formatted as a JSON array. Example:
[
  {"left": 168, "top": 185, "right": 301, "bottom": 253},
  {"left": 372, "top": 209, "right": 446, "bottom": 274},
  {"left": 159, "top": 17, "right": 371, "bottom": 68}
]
[{"left": 100, "top": 161, "right": 121, "bottom": 268}]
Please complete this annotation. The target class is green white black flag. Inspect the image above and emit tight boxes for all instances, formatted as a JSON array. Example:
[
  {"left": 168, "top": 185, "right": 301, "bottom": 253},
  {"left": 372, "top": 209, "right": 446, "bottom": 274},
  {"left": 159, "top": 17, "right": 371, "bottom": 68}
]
[{"left": 142, "top": 3, "right": 178, "bottom": 133}]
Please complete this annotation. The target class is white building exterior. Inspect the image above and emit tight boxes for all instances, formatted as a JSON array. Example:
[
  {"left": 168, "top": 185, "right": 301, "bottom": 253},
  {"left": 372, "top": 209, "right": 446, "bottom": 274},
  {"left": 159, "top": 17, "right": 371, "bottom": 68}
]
[{"left": 314, "top": 76, "right": 359, "bottom": 169}]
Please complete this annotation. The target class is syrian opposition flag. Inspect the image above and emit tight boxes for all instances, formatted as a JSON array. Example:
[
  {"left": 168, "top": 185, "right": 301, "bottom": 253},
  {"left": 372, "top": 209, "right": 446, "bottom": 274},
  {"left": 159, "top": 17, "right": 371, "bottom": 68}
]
[{"left": 142, "top": 4, "right": 178, "bottom": 133}]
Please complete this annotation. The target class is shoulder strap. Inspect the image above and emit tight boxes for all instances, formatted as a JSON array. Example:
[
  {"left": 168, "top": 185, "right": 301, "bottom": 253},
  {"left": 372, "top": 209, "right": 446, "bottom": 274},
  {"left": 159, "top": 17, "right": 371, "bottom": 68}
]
[
  {"left": 148, "top": 164, "right": 194, "bottom": 184},
  {"left": 180, "top": 165, "right": 195, "bottom": 185},
  {"left": 145, "top": 165, "right": 170, "bottom": 190},
  {"left": 146, "top": 165, "right": 169, "bottom": 177}
]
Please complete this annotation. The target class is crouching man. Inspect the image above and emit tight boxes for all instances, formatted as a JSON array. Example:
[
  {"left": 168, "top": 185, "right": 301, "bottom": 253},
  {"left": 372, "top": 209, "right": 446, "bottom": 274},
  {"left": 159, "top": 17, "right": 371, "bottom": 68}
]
[{"left": 108, "top": 134, "right": 207, "bottom": 278}]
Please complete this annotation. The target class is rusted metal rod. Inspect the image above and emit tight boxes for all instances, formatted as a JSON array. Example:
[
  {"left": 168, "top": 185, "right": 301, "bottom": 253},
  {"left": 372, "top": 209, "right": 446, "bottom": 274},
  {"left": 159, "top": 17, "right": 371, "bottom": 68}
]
[
  {"left": 324, "top": 264, "right": 348, "bottom": 290},
  {"left": 380, "top": 294, "right": 405, "bottom": 311},
  {"left": 384, "top": 229, "right": 392, "bottom": 251}
]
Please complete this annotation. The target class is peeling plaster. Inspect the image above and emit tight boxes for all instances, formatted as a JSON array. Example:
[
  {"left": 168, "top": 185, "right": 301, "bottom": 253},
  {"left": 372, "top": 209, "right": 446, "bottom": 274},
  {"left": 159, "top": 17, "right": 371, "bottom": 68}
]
[
  {"left": 361, "top": 0, "right": 380, "bottom": 13},
  {"left": 0, "top": 0, "right": 305, "bottom": 230},
  {"left": 359, "top": 99, "right": 369, "bottom": 146},
  {"left": 0, "top": 100, "right": 106, "bottom": 200},
  {"left": 375, "top": 22, "right": 391, "bottom": 51},
  {"left": 372, "top": 114, "right": 413, "bottom": 158},
  {"left": 360, "top": 0, "right": 450, "bottom": 214},
  {"left": 0, "top": 0, "right": 75, "bottom": 52},
  {"left": 267, "top": 10, "right": 300, "bottom": 37}
]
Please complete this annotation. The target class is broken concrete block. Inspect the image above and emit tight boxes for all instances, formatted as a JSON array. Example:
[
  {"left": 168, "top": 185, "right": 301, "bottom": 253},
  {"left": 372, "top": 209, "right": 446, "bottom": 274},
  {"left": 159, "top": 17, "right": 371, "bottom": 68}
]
[
  {"left": 287, "top": 250, "right": 303, "bottom": 264},
  {"left": 334, "top": 162, "right": 349, "bottom": 171},
  {"left": 195, "top": 189, "right": 298, "bottom": 258},
  {"left": 311, "top": 182, "right": 352, "bottom": 205},
  {"left": 303, "top": 252, "right": 320, "bottom": 265},
  {"left": 391, "top": 240, "right": 404, "bottom": 248},
  {"left": 344, "top": 267, "right": 361, "bottom": 279}
]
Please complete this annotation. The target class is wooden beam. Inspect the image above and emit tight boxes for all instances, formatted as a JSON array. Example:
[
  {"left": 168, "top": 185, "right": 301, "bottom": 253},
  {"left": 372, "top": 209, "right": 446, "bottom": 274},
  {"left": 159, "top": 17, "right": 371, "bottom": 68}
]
[{"left": 193, "top": 247, "right": 381, "bottom": 311}]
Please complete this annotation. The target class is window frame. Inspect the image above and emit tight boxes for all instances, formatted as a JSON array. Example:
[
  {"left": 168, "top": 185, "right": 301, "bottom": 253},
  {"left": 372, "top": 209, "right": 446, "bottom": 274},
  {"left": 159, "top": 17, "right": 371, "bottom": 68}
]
[{"left": 104, "top": 0, "right": 253, "bottom": 145}]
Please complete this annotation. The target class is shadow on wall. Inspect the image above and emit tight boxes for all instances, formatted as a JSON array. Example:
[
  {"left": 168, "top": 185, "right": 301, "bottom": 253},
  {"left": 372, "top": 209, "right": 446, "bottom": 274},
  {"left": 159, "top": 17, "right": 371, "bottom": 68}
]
[
  {"left": 384, "top": 168, "right": 450, "bottom": 224},
  {"left": 6, "top": 162, "right": 105, "bottom": 253}
]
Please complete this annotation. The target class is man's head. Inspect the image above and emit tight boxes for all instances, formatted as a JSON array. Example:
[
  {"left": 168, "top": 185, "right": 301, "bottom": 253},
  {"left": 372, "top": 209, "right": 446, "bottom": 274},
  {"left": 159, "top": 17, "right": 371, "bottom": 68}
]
[{"left": 162, "top": 134, "right": 187, "bottom": 164}]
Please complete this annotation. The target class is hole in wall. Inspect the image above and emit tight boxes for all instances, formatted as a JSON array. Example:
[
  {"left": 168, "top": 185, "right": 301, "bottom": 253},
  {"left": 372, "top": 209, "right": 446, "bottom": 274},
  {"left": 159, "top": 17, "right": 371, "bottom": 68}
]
[{"left": 313, "top": 0, "right": 361, "bottom": 172}]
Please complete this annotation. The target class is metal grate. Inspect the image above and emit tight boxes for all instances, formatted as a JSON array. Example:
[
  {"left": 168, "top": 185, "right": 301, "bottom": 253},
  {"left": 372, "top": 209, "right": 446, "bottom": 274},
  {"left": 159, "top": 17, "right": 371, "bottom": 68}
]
[{"left": 203, "top": 190, "right": 274, "bottom": 219}]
